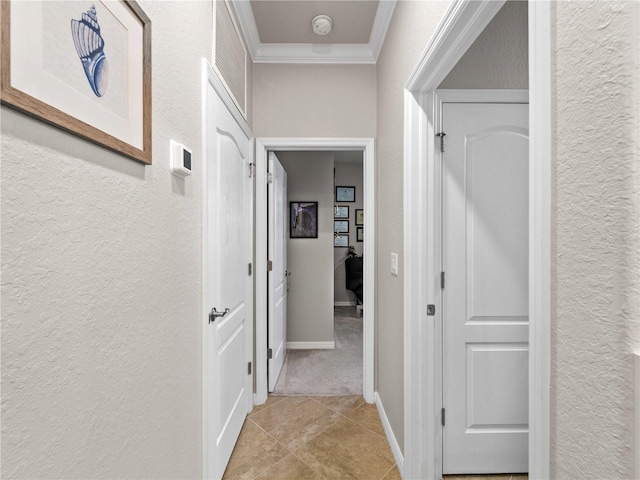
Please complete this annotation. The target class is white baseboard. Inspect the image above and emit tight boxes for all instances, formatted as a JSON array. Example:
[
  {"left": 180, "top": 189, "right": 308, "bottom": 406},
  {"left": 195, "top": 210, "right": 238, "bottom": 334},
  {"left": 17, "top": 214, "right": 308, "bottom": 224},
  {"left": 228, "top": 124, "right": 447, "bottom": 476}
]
[
  {"left": 374, "top": 392, "right": 404, "bottom": 476},
  {"left": 286, "top": 341, "right": 335, "bottom": 350},
  {"left": 334, "top": 301, "right": 355, "bottom": 307}
]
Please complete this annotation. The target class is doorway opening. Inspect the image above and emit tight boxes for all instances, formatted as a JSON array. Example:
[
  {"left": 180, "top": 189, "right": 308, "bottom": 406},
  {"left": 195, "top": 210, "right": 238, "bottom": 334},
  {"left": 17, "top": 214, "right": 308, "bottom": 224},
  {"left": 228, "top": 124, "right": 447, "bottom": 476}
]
[
  {"left": 267, "top": 150, "right": 365, "bottom": 396},
  {"left": 255, "top": 138, "right": 375, "bottom": 405}
]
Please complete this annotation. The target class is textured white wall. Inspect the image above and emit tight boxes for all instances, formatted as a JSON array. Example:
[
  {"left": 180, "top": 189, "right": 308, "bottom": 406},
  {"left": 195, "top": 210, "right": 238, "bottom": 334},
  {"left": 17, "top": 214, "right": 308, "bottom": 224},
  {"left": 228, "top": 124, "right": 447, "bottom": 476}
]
[
  {"left": 375, "top": 0, "right": 452, "bottom": 452},
  {"left": 334, "top": 161, "right": 364, "bottom": 305},
  {"left": 439, "top": 0, "right": 528, "bottom": 89},
  {"left": 552, "top": 1, "right": 639, "bottom": 477},
  {"left": 252, "top": 64, "right": 376, "bottom": 138},
  {"left": 279, "top": 152, "right": 335, "bottom": 343},
  {"left": 1, "top": 2, "right": 213, "bottom": 477}
]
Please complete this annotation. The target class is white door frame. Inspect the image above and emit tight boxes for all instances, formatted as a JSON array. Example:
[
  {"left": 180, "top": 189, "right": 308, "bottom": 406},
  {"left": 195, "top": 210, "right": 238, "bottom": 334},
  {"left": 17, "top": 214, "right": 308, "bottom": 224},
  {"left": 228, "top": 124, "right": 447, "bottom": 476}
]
[
  {"left": 201, "top": 60, "right": 254, "bottom": 478},
  {"left": 402, "top": 2, "right": 552, "bottom": 479},
  {"left": 255, "top": 138, "right": 375, "bottom": 405}
]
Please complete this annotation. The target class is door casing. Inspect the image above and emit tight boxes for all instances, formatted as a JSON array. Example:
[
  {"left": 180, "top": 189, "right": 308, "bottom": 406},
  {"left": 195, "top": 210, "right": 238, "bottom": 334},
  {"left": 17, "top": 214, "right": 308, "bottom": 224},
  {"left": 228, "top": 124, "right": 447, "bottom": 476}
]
[
  {"left": 402, "top": 1, "right": 552, "bottom": 479},
  {"left": 255, "top": 138, "right": 375, "bottom": 405}
]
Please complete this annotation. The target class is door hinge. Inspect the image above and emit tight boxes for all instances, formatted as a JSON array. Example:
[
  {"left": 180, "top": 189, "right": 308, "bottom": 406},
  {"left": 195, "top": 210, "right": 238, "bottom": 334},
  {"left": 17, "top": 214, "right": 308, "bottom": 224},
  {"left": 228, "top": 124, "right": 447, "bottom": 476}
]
[
  {"left": 268, "top": 348, "right": 273, "bottom": 359},
  {"left": 267, "top": 172, "right": 273, "bottom": 184},
  {"left": 267, "top": 260, "right": 273, "bottom": 272},
  {"left": 427, "top": 304, "right": 436, "bottom": 316},
  {"left": 248, "top": 162, "right": 255, "bottom": 178},
  {"left": 248, "top": 263, "right": 253, "bottom": 276},
  {"left": 441, "top": 407, "right": 446, "bottom": 427},
  {"left": 441, "top": 271, "right": 445, "bottom": 289},
  {"left": 248, "top": 361, "right": 252, "bottom": 375},
  {"left": 436, "top": 132, "right": 446, "bottom": 153}
]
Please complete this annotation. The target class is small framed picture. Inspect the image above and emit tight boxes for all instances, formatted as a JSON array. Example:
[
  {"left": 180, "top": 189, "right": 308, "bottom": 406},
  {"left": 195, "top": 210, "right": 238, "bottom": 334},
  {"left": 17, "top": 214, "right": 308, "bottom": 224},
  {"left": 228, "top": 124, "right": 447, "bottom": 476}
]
[
  {"left": 336, "top": 186, "right": 355, "bottom": 202},
  {"left": 290, "top": 202, "right": 318, "bottom": 238},
  {"left": 334, "top": 220, "right": 349, "bottom": 233},
  {"left": 334, "top": 205, "right": 349, "bottom": 218},
  {"left": 355, "top": 209, "right": 364, "bottom": 226},
  {"left": 334, "top": 234, "right": 349, "bottom": 247},
  {"left": 357, "top": 227, "right": 364, "bottom": 242}
]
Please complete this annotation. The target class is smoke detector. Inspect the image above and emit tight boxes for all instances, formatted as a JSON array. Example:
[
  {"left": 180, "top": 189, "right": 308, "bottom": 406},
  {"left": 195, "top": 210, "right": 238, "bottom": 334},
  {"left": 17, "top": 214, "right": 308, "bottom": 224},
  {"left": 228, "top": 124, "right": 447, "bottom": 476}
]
[{"left": 312, "top": 15, "right": 332, "bottom": 35}]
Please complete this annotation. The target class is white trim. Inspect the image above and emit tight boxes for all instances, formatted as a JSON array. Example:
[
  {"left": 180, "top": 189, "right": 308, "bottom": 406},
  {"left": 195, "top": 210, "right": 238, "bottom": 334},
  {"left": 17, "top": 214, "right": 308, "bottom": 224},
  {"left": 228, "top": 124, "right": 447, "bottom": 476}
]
[
  {"left": 405, "top": 0, "right": 506, "bottom": 91},
  {"left": 374, "top": 392, "right": 405, "bottom": 477},
  {"left": 334, "top": 301, "right": 355, "bottom": 307},
  {"left": 204, "top": 61, "right": 251, "bottom": 140},
  {"left": 286, "top": 341, "right": 336, "bottom": 350},
  {"left": 528, "top": 2, "right": 552, "bottom": 478},
  {"left": 635, "top": 353, "right": 640, "bottom": 480},
  {"left": 255, "top": 138, "right": 375, "bottom": 405},
  {"left": 403, "top": 0, "right": 552, "bottom": 478},
  {"left": 229, "top": 1, "right": 395, "bottom": 64}
]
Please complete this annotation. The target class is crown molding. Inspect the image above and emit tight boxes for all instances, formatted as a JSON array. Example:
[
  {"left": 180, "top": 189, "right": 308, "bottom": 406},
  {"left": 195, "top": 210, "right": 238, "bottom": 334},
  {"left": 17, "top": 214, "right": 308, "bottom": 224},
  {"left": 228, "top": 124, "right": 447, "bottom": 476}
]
[{"left": 229, "top": 0, "right": 396, "bottom": 64}]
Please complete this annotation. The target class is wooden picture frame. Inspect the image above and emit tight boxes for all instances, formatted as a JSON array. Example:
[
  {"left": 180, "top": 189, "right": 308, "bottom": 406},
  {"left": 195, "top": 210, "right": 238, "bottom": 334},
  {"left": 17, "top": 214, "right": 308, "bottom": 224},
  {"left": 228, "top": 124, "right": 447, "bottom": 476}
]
[
  {"left": 334, "top": 234, "right": 349, "bottom": 247},
  {"left": 336, "top": 186, "right": 355, "bottom": 202},
  {"left": 0, "top": 1, "right": 152, "bottom": 164},
  {"left": 355, "top": 209, "right": 364, "bottom": 226},
  {"left": 356, "top": 227, "right": 364, "bottom": 242},
  {"left": 334, "top": 205, "right": 349, "bottom": 218},
  {"left": 290, "top": 201, "right": 318, "bottom": 238}
]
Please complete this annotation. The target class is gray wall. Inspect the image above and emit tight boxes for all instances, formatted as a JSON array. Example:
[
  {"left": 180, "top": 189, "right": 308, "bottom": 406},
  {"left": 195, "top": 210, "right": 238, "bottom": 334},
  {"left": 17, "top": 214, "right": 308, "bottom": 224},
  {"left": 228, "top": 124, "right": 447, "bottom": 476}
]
[
  {"left": 551, "top": 1, "right": 639, "bottom": 477},
  {"left": 252, "top": 64, "right": 376, "bottom": 138},
  {"left": 334, "top": 161, "right": 364, "bottom": 305},
  {"left": 1, "top": 1, "right": 214, "bottom": 477},
  {"left": 279, "top": 152, "right": 335, "bottom": 344},
  {"left": 375, "top": 0, "right": 452, "bottom": 453},
  {"left": 439, "top": 0, "right": 528, "bottom": 89}
]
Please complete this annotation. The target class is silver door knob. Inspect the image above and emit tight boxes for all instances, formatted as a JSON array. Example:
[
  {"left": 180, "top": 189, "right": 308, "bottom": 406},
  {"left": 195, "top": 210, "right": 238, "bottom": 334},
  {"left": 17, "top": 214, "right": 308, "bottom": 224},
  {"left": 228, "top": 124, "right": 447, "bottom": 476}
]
[{"left": 209, "top": 307, "right": 230, "bottom": 323}]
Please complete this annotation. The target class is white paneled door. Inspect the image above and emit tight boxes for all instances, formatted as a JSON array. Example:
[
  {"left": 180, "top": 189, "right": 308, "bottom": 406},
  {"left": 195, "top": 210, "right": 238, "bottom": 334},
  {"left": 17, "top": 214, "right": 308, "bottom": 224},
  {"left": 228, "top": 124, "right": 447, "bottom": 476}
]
[
  {"left": 204, "top": 72, "right": 253, "bottom": 479},
  {"left": 442, "top": 101, "right": 529, "bottom": 474},
  {"left": 268, "top": 152, "right": 287, "bottom": 391}
]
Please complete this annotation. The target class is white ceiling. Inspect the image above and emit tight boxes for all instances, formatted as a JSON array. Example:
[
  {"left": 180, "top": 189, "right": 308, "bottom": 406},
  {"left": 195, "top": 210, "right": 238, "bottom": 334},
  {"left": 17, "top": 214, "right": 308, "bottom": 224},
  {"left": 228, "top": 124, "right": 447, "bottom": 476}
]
[{"left": 229, "top": 0, "right": 397, "bottom": 64}]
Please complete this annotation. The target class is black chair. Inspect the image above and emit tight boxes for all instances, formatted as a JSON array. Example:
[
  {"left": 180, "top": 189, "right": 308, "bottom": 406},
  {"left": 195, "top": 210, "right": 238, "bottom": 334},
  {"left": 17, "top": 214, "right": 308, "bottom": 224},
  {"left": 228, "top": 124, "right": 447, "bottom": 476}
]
[{"left": 345, "top": 255, "right": 363, "bottom": 305}]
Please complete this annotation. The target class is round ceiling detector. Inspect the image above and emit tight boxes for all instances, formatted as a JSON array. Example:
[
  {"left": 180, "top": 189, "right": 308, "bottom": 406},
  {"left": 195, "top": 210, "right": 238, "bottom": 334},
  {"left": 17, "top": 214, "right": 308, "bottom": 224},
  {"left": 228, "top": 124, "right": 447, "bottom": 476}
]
[{"left": 312, "top": 14, "right": 332, "bottom": 35}]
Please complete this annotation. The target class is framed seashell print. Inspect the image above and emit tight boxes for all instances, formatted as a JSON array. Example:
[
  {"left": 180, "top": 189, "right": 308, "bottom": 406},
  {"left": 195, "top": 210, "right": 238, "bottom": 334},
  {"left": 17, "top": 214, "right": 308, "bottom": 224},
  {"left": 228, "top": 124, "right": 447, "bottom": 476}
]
[{"left": 0, "top": 1, "right": 152, "bottom": 164}]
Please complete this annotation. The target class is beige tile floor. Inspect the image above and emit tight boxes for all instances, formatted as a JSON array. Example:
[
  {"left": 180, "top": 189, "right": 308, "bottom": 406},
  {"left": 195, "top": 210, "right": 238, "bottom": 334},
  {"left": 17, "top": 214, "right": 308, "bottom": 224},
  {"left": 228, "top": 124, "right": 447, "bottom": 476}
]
[
  {"left": 223, "top": 395, "right": 529, "bottom": 480},
  {"left": 222, "top": 395, "right": 401, "bottom": 480}
]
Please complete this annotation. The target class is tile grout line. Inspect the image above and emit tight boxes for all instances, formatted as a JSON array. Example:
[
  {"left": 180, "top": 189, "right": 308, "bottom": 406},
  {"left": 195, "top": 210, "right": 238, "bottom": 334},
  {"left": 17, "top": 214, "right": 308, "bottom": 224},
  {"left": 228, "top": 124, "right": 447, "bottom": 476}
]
[
  {"left": 379, "top": 462, "right": 398, "bottom": 480},
  {"left": 245, "top": 417, "right": 295, "bottom": 457}
]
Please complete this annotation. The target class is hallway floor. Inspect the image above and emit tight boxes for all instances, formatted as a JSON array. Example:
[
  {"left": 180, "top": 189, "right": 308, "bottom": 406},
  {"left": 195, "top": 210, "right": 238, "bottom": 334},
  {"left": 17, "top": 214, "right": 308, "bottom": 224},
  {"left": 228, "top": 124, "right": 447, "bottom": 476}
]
[{"left": 222, "top": 395, "right": 401, "bottom": 480}]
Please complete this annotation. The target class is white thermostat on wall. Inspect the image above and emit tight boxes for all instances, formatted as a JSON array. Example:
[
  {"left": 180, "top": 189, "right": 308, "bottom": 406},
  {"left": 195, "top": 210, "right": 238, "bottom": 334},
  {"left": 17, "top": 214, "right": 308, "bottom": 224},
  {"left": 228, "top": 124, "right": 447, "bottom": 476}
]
[{"left": 170, "top": 140, "right": 192, "bottom": 177}]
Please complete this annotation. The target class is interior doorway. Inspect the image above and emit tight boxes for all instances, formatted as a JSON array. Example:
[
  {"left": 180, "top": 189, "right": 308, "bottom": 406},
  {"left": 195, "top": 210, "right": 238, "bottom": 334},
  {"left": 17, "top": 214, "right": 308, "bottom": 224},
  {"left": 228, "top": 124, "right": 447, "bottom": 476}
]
[
  {"left": 403, "top": 1, "right": 552, "bottom": 479},
  {"left": 255, "top": 138, "right": 375, "bottom": 405}
]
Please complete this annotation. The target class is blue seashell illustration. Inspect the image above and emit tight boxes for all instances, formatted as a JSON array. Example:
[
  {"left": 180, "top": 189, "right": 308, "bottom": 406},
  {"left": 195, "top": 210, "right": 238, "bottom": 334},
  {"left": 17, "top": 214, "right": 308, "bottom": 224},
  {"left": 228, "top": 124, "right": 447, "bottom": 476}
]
[{"left": 71, "top": 5, "right": 109, "bottom": 97}]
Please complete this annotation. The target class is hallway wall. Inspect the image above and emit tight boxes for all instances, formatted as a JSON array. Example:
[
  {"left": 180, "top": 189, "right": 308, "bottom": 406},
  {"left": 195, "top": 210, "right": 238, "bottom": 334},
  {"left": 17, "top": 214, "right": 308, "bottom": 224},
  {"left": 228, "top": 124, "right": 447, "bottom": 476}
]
[
  {"left": 278, "top": 152, "right": 335, "bottom": 344},
  {"left": 1, "top": 2, "right": 220, "bottom": 477},
  {"left": 551, "top": 2, "right": 639, "bottom": 477}
]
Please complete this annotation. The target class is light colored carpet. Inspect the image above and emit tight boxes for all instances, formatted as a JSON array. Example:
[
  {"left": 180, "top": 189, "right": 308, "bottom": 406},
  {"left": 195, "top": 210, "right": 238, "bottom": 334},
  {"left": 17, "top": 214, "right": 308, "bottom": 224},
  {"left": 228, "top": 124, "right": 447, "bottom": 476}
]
[{"left": 273, "top": 306, "right": 362, "bottom": 396}]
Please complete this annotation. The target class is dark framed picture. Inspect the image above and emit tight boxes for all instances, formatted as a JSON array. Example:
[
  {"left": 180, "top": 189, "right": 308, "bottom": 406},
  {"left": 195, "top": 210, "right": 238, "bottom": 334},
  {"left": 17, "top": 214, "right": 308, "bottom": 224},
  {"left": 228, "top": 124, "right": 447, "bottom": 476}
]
[
  {"left": 334, "top": 205, "right": 349, "bottom": 218},
  {"left": 334, "top": 233, "right": 349, "bottom": 247},
  {"left": 0, "top": 1, "right": 152, "bottom": 164},
  {"left": 290, "top": 202, "right": 318, "bottom": 238},
  {"left": 336, "top": 186, "right": 355, "bottom": 202},
  {"left": 355, "top": 209, "right": 364, "bottom": 226},
  {"left": 357, "top": 227, "right": 364, "bottom": 242},
  {"left": 334, "top": 220, "right": 349, "bottom": 233}
]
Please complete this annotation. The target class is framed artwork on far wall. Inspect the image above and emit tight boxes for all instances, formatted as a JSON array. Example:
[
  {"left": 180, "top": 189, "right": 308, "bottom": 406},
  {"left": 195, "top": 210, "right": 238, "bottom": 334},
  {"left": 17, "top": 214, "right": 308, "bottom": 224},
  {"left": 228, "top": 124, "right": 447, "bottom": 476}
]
[
  {"left": 334, "top": 205, "right": 349, "bottom": 218},
  {"left": 336, "top": 186, "right": 355, "bottom": 202},
  {"left": 0, "top": 1, "right": 152, "bottom": 164},
  {"left": 290, "top": 201, "right": 318, "bottom": 238},
  {"left": 334, "top": 220, "right": 349, "bottom": 233},
  {"left": 357, "top": 227, "right": 364, "bottom": 242},
  {"left": 355, "top": 209, "right": 364, "bottom": 226},
  {"left": 334, "top": 234, "right": 349, "bottom": 247}
]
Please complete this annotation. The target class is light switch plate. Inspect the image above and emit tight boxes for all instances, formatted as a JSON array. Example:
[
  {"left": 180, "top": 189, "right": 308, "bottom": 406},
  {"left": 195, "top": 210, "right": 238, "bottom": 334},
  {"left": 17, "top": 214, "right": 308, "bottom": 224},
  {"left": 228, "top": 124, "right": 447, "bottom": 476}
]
[{"left": 391, "top": 252, "right": 398, "bottom": 276}]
